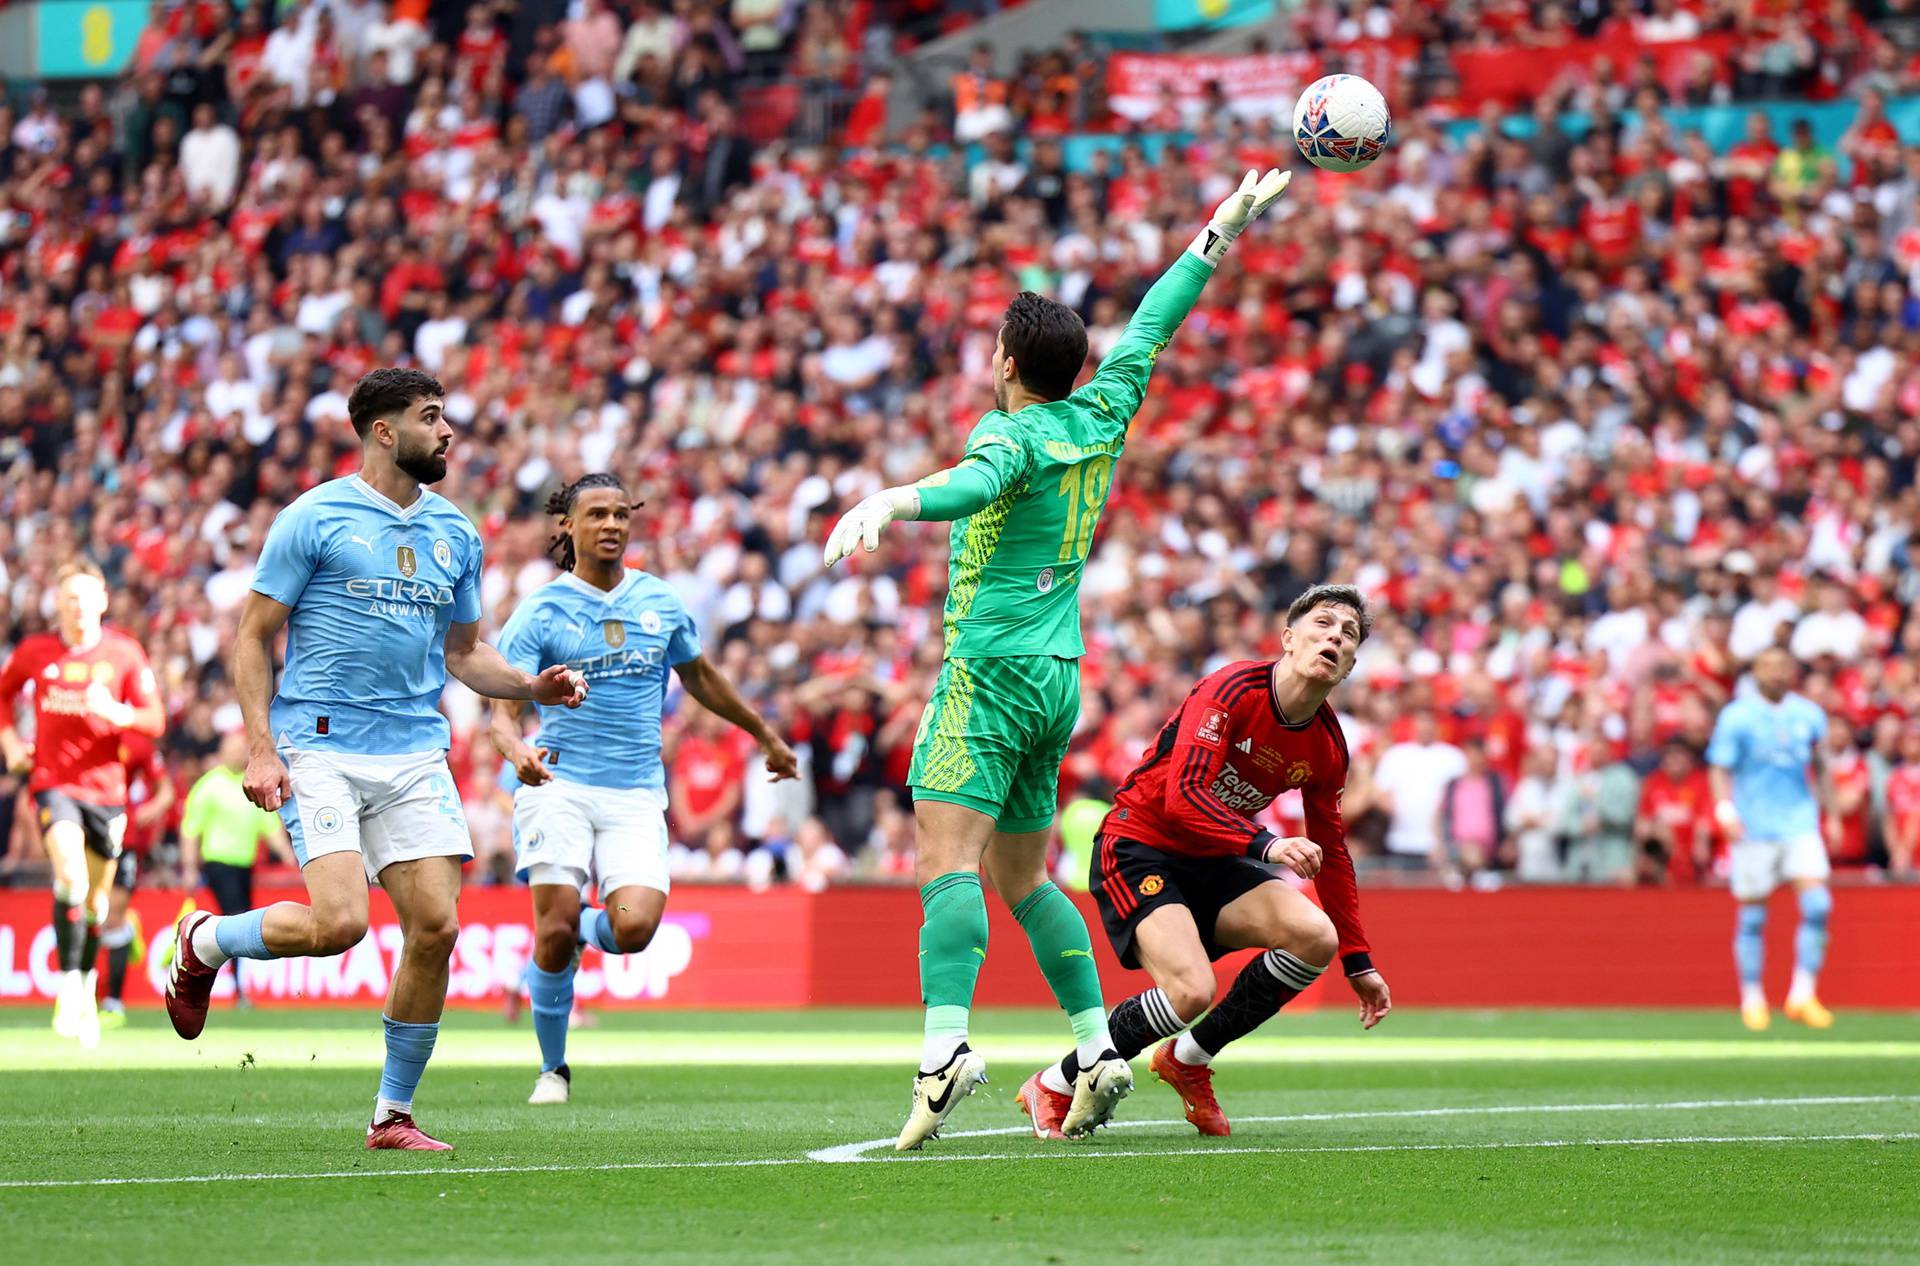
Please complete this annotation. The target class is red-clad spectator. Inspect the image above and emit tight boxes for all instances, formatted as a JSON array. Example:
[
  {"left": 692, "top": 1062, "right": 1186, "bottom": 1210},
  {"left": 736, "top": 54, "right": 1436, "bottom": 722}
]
[{"left": 1635, "top": 740, "right": 1718, "bottom": 885}]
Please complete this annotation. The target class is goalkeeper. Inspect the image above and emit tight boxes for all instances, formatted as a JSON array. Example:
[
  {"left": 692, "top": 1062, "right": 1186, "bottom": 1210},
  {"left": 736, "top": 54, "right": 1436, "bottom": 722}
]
[{"left": 824, "top": 169, "right": 1294, "bottom": 1150}]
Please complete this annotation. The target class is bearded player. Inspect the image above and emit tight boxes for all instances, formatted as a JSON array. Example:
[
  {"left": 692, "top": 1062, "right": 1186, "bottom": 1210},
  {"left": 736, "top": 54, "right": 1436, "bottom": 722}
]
[
  {"left": 0, "top": 561, "right": 164, "bottom": 1045},
  {"left": 1021, "top": 586, "right": 1392, "bottom": 1139},
  {"left": 824, "top": 169, "right": 1295, "bottom": 1147},
  {"left": 491, "top": 472, "right": 797, "bottom": 1105},
  {"left": 166, "top": 368, "right": 586, "bottom": 1151}
]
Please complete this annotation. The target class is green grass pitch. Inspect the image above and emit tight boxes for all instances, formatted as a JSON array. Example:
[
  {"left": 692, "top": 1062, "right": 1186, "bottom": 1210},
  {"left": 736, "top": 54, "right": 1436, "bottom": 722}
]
[{"left": 3, "top": 1006, "right": 1917, "bottom": 1265}]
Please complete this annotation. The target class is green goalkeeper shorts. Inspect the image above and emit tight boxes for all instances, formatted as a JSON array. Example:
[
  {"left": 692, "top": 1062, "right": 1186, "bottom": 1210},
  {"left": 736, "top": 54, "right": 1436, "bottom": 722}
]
[{"left": 908, "top": 655, "right": 1080, "bottom": 834}]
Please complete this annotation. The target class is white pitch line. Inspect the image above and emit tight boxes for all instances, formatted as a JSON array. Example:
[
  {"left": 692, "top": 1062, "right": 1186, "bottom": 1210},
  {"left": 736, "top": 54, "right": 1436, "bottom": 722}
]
[
  {"left": 3, "top": 1094, "right": 1910, "bottom": 1190},
  {"left": 2, "top": 1131, "right": 1910, "bottom": 1192},
  {"left": 822, "top": 1132, "right": 1920, "bottom": 1166},
  {"left": 807, "top": 1094, "right": 1920, "bottom": 1162}
]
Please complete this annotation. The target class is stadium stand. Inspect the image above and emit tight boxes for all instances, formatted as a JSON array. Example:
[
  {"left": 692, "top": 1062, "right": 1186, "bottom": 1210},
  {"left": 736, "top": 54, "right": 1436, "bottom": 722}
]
[{"left": 0, "top": 0, "right": 1916, "bottom": 894}]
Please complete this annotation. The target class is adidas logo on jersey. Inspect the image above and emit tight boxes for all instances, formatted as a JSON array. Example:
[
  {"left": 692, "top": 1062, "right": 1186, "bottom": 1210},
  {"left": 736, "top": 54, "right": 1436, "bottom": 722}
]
[{"left": 1235, "top": 738, "right": 1254, "bottom": 754}]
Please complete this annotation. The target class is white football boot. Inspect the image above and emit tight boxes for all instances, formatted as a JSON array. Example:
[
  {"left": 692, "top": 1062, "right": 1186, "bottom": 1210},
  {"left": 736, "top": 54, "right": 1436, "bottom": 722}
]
[
  {"left": 895, "top": 1045, "right": 988, "bottom": 1151},
  {"left": 1062, "top": 1051, "right": 1133, "bottom": 1138},
  {"left": 528, "top": 1066, "right": 571, "bottom": 1105}
]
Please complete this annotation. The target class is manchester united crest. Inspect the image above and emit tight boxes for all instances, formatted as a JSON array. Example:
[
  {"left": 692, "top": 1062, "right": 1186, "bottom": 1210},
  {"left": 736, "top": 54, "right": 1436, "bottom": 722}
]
[
  {"left": 1139, "top": 875, "right": 1165, "bottom": 896},
  {"left": 604, "top": 620, "right": 626, "bottom": 648},
  {"left": 1286, "top": 760, "right": 1313, "bottom": 786},
  {"left": 396, "top": 545, "right": 418, "bottom": 578}
]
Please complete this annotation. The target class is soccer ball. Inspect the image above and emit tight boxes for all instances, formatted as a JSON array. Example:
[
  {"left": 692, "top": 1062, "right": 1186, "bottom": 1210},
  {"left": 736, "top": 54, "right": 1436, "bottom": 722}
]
[{"left": 1292, "top": 74, "right": 1391, "bottom": 173}]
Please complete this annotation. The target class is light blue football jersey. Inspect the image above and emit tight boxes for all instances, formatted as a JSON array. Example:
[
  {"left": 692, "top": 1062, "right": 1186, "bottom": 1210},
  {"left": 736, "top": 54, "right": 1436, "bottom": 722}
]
[
  {"left": 252, "top": 476, "right": 484, "bottom": 756},
  {"left": 497, "top": 570, "right": 701, "bottom": 791},
  {"left": 1706, "top": 691, "right": 1828, "bottom": 842}
]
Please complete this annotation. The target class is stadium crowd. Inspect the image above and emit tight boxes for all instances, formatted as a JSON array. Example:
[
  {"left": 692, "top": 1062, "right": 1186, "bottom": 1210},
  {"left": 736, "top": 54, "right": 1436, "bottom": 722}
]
[{"left": 0, "top": 0, "right": 1918, "bottom": 893}]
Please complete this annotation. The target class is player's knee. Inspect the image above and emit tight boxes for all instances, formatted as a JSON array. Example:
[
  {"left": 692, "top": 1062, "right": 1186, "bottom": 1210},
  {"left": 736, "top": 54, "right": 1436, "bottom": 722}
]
[
  {"left": 534, "top": 921, "right": 577, "bottom": 969},
  {"left": 609, "top": 911, "right": 659, "bottom": 954},
  {"left": 1280, "top": 909, "right": 1337, "bottom": 969},
  {"left": 312, "top": 908, "right": 370, "bottom": 956},
  {"left": 1798, "top": 884, "right": 1832, "bottom": 924},
  {"left": 1163, "top": 970, "right": 1216, "bottom": 1022},
  {"left": 405, "top": 913, "right": 460, "bottom": 962}
]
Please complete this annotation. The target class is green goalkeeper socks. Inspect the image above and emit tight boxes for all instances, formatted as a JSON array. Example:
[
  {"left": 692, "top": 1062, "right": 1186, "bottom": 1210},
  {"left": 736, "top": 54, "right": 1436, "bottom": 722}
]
[
  {"left": 1011, "top": 882, "right": 1113, "bottom": 1061},
  {"left": 919, "top": 872, "right": 988, "bottom": 1071}
]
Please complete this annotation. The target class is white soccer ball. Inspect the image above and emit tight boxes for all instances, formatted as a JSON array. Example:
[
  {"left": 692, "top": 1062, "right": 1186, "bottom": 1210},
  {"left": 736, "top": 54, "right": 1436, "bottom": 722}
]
[{"left": 1292, "top": 74, "right": 1391, "bottom": 173}]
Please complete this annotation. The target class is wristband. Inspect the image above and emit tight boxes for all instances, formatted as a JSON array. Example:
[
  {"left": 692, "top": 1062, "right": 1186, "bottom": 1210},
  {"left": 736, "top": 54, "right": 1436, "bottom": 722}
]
[
  {"left": 1713, "top": 800, "right": 1741, "bottom": 831},
  {"left": 1342, "top": 951, "right": 1376, "bottom": 978},
  {"left": 1186, "top": 224, "right": 1233, "bottom": 268},
  {"left": 1245, "top": 828, "right": 1277, "bottom": 861}
]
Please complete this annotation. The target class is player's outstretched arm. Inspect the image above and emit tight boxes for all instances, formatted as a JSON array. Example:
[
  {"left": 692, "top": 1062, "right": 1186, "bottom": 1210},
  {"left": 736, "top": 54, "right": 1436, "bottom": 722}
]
[
  {"left": 1081, "top": 168, "right": 1293, "bottom": 429},
  {"left": 445, "top": 621, "right": 587, "bottom": 708},
  {"left": 233, "top": 591, "right": 294, "bottom": 811},
  {"left": 487, "top": 697, "right": 552, "bottom": 787},
  {"left": 822, "top": 447, "right": 1020, "bottom": 566},
  {"left": 672, "top": 654, "right": 799, "bottom": 781}
]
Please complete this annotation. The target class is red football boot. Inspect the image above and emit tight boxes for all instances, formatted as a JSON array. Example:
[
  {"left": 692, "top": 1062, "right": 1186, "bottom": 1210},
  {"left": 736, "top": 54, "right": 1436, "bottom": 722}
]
[
  {"left": 1017, "top": 1068, "right": 1072, "bottom": 1140},
  {"left": 164, "top": 912, "right": 219, "bottom": 1040},
  {"left": 1151, "top": 1040, "right": 1230, "bottom": 1137},
  {"left": 366, "top": 1113, "right": 453, "bottom": 1151}
]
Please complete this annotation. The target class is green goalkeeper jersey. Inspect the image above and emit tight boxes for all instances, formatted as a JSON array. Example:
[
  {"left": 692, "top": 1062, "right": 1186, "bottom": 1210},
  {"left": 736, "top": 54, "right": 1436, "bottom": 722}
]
[{"left": 917, "top": 253, "right": 1214, "bottom": 660}]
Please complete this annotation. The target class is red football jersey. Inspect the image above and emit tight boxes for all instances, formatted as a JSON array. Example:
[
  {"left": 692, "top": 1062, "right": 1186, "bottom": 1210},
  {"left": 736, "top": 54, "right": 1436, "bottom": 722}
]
[
  {"left": 1637, "top": 766, "right": 1716, "bottom": 884},
  {"left": 1102, "top": 660, "right": 1369, "bottom": 963},
  {"left": 1886, "top": 765, "right": 1920, "bottom": 824},
  {"left": 120, "top": 730, "right": 171, "bottom": 856},
  {"left": 0, "top": 629, "right": 160, "bottom": 805}
]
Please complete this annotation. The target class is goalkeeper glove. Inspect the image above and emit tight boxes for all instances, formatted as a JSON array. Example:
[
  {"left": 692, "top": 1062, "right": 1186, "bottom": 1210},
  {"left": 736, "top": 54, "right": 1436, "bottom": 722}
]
[
  {"left": 1187, "top": 167, "right": 1292, "bottom": 268},
  {"left": 823, "top": 486, "right": 922, "bottom": 567}
]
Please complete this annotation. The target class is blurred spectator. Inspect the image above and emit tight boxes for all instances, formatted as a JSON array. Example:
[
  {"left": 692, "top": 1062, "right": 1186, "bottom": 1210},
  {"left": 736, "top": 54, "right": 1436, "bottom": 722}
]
[
  {"left": 1634, "top": 740, "right": 1716, "bottom": 886},
  {"left": 1883, "top": 727, "right": 1920, "bottom": 881},
  {"left": 1372, "top": 713, "right": 1467, "bottom": 869},
  {"left": 179, "top": 103, "right": 240, "bottom": 210},
  {"left": 1559, "top": 736, "right": 1643, "bottom": 885},
  {"left": 1439, "top": 739, "right": 1506, "bottom": 880},
  {"left": 1505, "top": 747, "right": 1561, "bottom": 882}
]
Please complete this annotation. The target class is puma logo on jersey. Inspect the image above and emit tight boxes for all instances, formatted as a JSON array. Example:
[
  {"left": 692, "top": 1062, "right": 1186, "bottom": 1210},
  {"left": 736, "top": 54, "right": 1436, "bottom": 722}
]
[
  {"left": 350, "top": 535, "right": 376, "bottom": 554},
  {"left": 1059, "top": 949, "right": 1092, "bottom": 959}
]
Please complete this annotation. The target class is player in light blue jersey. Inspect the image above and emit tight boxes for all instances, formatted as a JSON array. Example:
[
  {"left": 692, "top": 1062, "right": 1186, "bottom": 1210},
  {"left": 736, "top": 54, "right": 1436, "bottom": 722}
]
[
  {"left": 164, "top": 368, "right": 588, "bottom": 1152},
  {"left": 1705, "top": 647, "right": 1838, "bottom": 1032},
  {"left": 490, "top": 473, "right": 797, "bottom": 1104}
]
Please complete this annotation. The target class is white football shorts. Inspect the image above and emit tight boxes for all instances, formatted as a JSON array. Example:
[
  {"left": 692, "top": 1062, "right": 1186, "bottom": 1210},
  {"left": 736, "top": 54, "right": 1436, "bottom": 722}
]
[
  {"left": 1729, "top": 833, "right": 1830, "bottom": 902},
  {"left": 513, "top": 778, "right": 671, "bottom": 897},
  {"left": 280, "top": 749, "right": 474, "bottom": 883}
]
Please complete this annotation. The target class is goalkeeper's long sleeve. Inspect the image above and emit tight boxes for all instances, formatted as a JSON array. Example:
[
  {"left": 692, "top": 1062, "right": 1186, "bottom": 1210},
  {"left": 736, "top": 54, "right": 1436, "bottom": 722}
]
[
  {"left": 1074, "top": 252, "right": 1214, "bottom": 433},
  {"left": 912, "top": 460, "right": 1005, "bottom": 522}
]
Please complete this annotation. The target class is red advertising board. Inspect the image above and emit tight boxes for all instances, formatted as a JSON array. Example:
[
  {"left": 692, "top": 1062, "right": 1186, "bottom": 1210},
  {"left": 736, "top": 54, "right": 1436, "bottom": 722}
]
[
  {"left": 1106, "top": 46, "right": 1406, "bottom": 124},
  {"left": 2, "top": 884, "right": 1915, "bottom": 1010},
  {"left": 1449, "top": 33, "right": 1741, "bottom": 110}
]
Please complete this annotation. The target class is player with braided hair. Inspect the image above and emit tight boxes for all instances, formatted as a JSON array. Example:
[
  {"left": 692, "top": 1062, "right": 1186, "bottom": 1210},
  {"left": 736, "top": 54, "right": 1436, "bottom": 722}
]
[
  {"left": 541, "top": 473, "right": 627, "bottom": 572},
  {"left": 491, "top": 472, "right": 799, "bottom": 1104}
]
